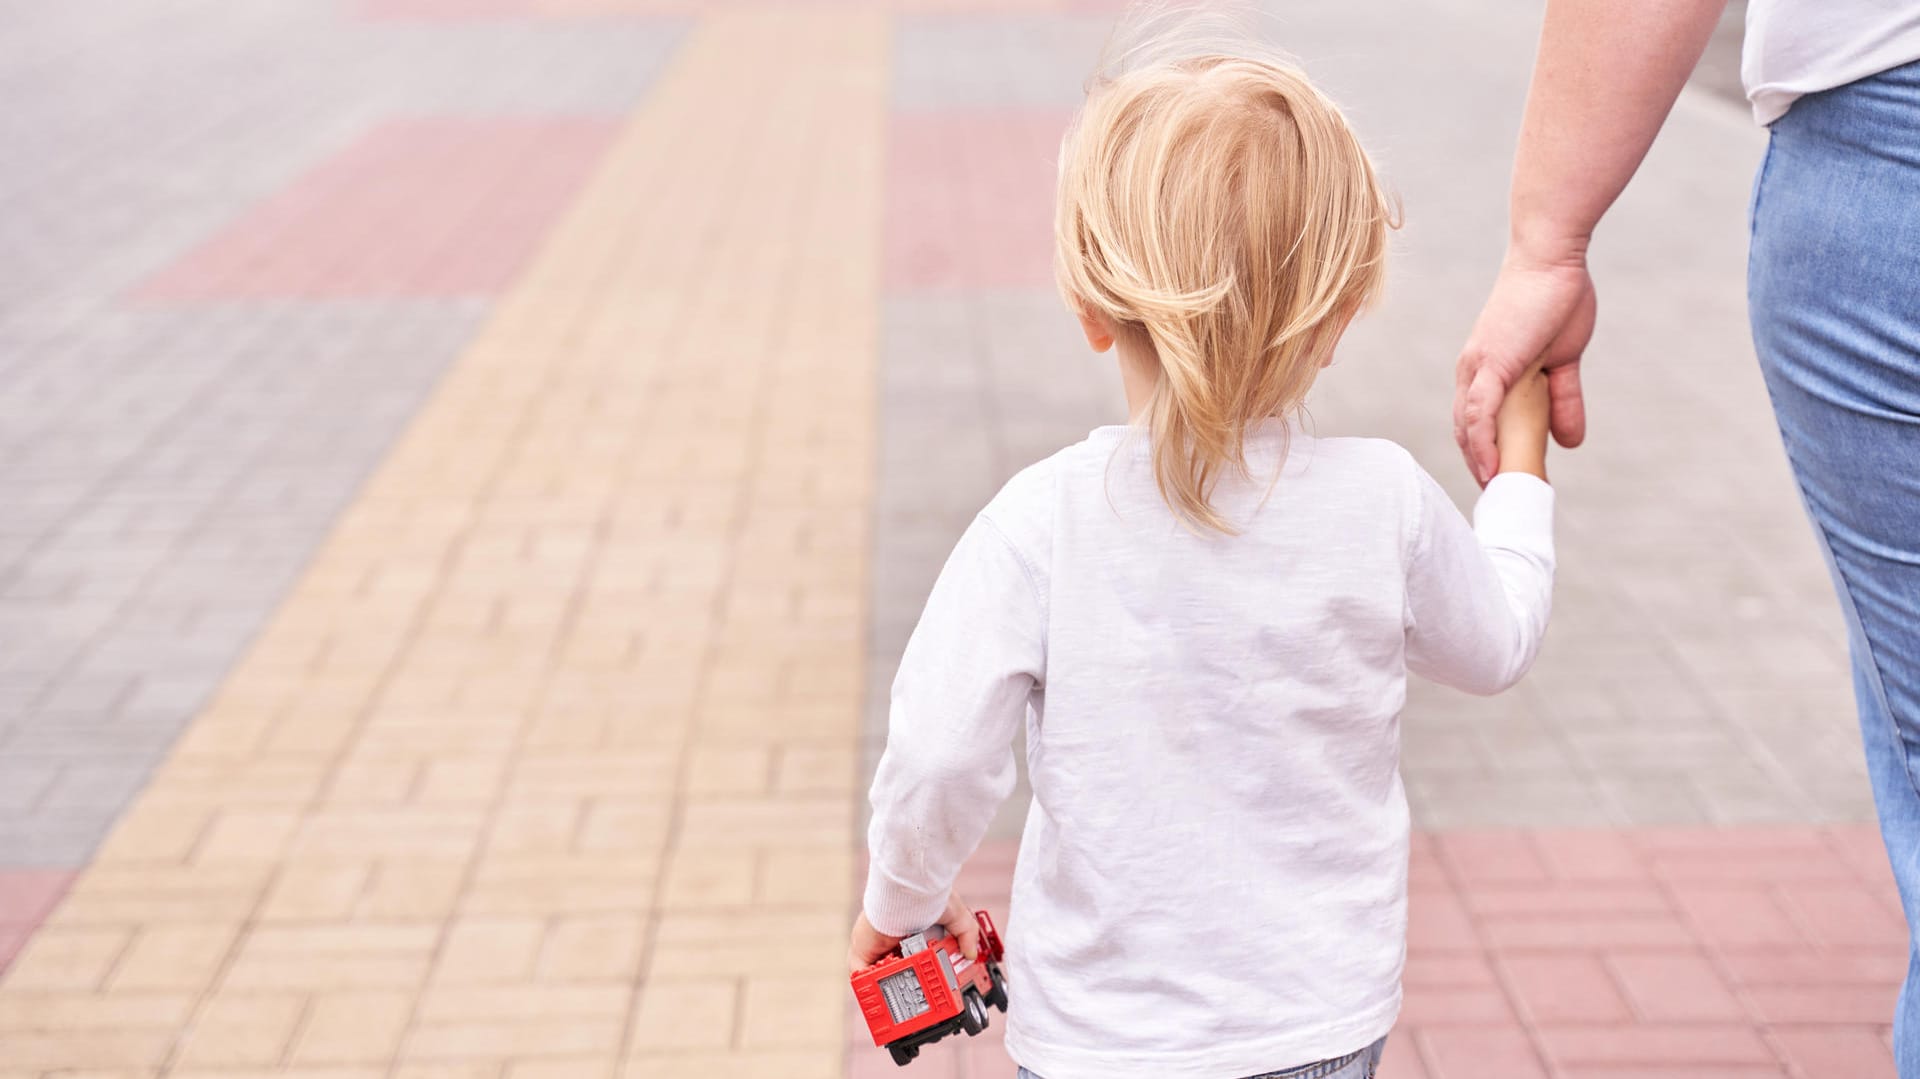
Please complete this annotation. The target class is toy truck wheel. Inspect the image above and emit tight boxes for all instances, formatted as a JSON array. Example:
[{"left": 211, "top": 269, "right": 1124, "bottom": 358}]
[
  {"left": 985, "top": 966, "right": 1009, "bottom": 1011},
  {"left": 960, "top": 990, "right": 989, "bottom": 1035},
  {"left": 889, "top": 1044, "right": 917, "bottom": 1067}
]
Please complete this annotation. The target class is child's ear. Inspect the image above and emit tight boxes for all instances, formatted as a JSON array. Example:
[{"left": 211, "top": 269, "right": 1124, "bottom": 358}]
[
  {"left": 1317, "top": 303, "right": 1362, "bottom": 368},
  {"left": 1077, "top": 309, "right": 1115, "bottom": 353}
]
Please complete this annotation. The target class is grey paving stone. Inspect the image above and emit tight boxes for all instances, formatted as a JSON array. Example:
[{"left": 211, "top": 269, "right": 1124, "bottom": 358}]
[
  {"left": 0, "top": 816, "right": 116, "bottom": 867},
  {"left": 0, "top": 252, "right": 487, "bottom": 871},
  {"left": 0, "top": 0, "right": 696, "bottom": 871},
  {"left": 1413, "top": 774, "right": 1618, "bottom": 829},
  {"left": 894, "top": 15, "right": 1113, "bottom": 109},
  {"left": 38, "top": 762, "right": 157, "bottom": 812},
  {"left": 1596, "top": 774, "right": 1712, "bottom": 827},
  {"left": 0, "top": 764, "right": 57, "bottom": 813},
  {"left": 3, "top": 720, "right": 184, "bottom": 759}
]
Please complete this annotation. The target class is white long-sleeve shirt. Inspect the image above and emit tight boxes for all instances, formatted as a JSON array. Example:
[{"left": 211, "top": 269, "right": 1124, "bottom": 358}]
[{"left": 864, "top": 420, "right": 1555, "bottom": 1079}]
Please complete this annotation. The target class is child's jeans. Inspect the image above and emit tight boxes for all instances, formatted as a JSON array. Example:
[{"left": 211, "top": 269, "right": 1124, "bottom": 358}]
[{"left": 1014, "top": 1037, "right": 1386, "bottom": 1079}]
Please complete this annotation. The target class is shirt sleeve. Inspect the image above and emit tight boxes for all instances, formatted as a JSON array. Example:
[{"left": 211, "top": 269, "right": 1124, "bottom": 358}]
[
  {"left": 863, "top": 514, "right": 1044, "bottom": 936},
  {"left": 1404, "top": 469, "right": 1556, "bottom": 696}
]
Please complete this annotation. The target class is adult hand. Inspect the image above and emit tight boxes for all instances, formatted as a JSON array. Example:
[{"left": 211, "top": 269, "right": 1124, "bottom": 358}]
[{"left": 1453, "top": 249, "right": 1597, "bottom": 485}]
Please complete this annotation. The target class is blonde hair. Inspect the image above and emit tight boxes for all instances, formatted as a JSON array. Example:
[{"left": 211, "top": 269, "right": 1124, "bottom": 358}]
[{"left": 1055, "top": 12, "right": 1396, "bottom": 532}]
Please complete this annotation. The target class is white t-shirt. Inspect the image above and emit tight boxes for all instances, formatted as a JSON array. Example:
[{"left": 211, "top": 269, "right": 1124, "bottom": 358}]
[
  {"left": 863, "top": 422, "right": 1555, "bottom": 1079},
  {"left": 1744, "top": 0, "right": 1920, "bottom": 123}
]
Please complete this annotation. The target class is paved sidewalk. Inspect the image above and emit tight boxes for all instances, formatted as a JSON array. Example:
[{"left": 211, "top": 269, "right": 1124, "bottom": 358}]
[{"left": 4, "top": 4, "right": 881, "bottom": 1075}]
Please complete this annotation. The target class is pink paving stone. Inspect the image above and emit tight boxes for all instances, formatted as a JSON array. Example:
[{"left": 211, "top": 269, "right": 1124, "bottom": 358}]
[
  {"left": 0, "top": 923, "right": 31, "bottom": 973},
  {"left": 1406, "top": 886, "right": 1481, "bottom": 952},
  {"left": 1403, "top": 952, "right": 1498, "bottom": 990},
  {"left": 1432, "top": 830, "right": 1553, "bottom": 884},
  {"left": 1605, "top": 952, "right": 1747, "bottom": 1023},
  {"left": 1478, "top": 912, "right": 1696, "bottom": 952},
  {"left": 1559, "top": 1059, "right": 1781, "bottom": 1067},
  {"left": 1769, "top": 1025, "right": 1897, "bottom": 1076},
  {"left": 0, "top": 868, "right": 77, "bottom": 926},
  {"left": 1716, "top": 948, "right": 1907, "bottom": 990},
  {"left": 0, "top": 869, "right": 76, "bottom": 976},
  {"left": 956, "top": 869, "right": 1014, "bottom": 905},
  {"left": 1746, "top": 984, "right": 1899, "bottom": 1025},
  {"left": 1464, "top": 883, "right": 1672, "bottom": 917},
  {"left": 1666, "top": 884, "right": 1809, "bottom": 949},
  {"left": 1416, "top": 1026, "right": 1550, "bottom": 1079},
  {"left": 1772, "top": 882, "right": 1908, "bottom": 950},
  {"left": 1633, "top": 825, "right": 1834, "bottom": 853},
  {"left": 138, "top": 117, "right": 619, "bottom": 300},
  {"left": 1536, "top": 1024, "right": 1777, "bottom": 1067},
  {"left": 1498, "top": 954, "right": 1635, "bottom": 1024},
  {"left": 848, "top": 1042, "right": 958, "bottom": 1079},
  {"left": 1408, "top": 836, "right": 1447, "bottom": 889},
  {"left": 963, "top": 1031, "right": 1017, "bottom": 1077},
  {"left": 1647, "top": 846, "right": 1856, "bottom": 885},
  {"left": 1398, "top": 984, "right": 1516, "bottom": 1026},
  {"left": 1533, "top": 828, "right": 1652, "bottom": 882},
  {"left": 1825, "top": 822, "right": 1899, "bottom": 883},
  {"left": 1376, "top": 1036, "right": 1432, "bottom": 1079},
  {"left": 885, "top": 109, "right": 1072, "bottom": 291}
]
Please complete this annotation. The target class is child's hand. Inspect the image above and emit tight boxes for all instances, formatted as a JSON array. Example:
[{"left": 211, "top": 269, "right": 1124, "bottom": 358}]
[
  {"left": 1495, "top": 364, "right": 1550, "bottom": 482},
  {"left": 848, "top": 891, "right": 981, "bottom": 972}
]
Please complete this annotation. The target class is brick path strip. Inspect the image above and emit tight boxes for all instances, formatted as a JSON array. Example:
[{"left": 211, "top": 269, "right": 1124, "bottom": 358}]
[
  {"left": 845, "top": 832, "right": 1900, "bottom": 1078},
  {"left": 0, "top": 11, "right": 884, "bottom": 1076}
]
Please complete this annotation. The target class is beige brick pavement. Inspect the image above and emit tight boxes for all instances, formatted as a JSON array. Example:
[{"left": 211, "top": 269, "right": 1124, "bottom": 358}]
[{"left": 0, "top": 11, "right": 884, "bottom": 1076}]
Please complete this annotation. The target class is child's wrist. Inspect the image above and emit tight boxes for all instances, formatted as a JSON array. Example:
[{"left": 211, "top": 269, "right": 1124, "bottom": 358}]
[{"left": 1496, "top": 440, "right": 1549, "bottom": 482}]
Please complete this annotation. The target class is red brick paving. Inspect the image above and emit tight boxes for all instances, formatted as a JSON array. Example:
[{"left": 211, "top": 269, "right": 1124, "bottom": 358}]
[
  {"left": 847, "top": 826, "right": 1902, "bottom": 1077},
  {"left": 0, "top": 868, "right": 77, "bottom": 973},
  {"left": 885, "top": 109, "right": 1071, "bottom": 291},
  {"left": 138, "top": 117, "right": 618, "bottom": 300}
]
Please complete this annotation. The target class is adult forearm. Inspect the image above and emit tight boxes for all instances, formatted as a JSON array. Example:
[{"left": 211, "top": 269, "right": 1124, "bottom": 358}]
[{"left": 1510, "top": 0, "right": 1728, "bottom": 261}]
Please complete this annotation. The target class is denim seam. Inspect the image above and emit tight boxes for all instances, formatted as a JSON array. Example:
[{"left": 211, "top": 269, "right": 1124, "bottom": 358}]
[{"left": 1786, "top": 465, "right": 1914, "bottom": 803}]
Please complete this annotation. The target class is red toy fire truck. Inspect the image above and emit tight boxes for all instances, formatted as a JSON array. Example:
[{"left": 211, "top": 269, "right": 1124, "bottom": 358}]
[{"left": 851, "top": 910, "right": 1009, "bottom": 1066}]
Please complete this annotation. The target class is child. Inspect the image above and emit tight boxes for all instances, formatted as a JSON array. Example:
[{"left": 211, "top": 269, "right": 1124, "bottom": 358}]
[{"left": 850, "top": 26, "right": 1554, "bottom": 1079}]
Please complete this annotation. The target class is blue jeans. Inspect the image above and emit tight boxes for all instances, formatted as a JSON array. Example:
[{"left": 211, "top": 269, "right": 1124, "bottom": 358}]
[
  {"left": 1749, "top": 59, "right": 1920, "bottom": 1076},
  {"left": 1015, "top": 1037, "right": 1384, "bottom": 1079}
]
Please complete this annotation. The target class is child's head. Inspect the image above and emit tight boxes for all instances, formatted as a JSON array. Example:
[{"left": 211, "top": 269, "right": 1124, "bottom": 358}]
[{"left": 1056, "top": 19, "right": 1395, "bottom": 531}]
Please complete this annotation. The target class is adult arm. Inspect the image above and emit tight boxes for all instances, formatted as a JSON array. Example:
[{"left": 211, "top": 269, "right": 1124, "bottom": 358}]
[{"left": 1454, "top": 0, "right": 1729, "bottom": 484}]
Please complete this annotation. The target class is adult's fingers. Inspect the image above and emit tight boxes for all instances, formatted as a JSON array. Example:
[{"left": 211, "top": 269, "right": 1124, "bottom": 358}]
[
  {"left": 1539, "top": 278, "right": 1594, "bottom": 449},
  {"left": 1457, "top": 364, "right": 1510, "bottom": 487},
  {"left": 1545, "top": 362, "right": 1587, "bottom": 449},
  {"left": 1452, "top": 350, "right": 1488, "bottom": 478}
]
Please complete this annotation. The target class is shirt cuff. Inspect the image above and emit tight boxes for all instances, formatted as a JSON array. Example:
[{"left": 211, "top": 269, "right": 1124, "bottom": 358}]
[
  {"left": 1473, "top": 471, "right": 1555, "bottom": 554},
  {"left": 863, "top": 867, "right": 948, "bottom": 938}
]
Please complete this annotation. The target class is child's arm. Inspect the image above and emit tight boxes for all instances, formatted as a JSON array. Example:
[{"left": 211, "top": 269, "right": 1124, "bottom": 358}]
[
  {"left": 1406, "top": 370, "right": 1555, "bottom": 694},
  {"left": 1495, "top": 367, "right": 1551, "bottom": 481},
  {"left": 856, "top": 515, "right": 1042, "bottom": 965}
]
